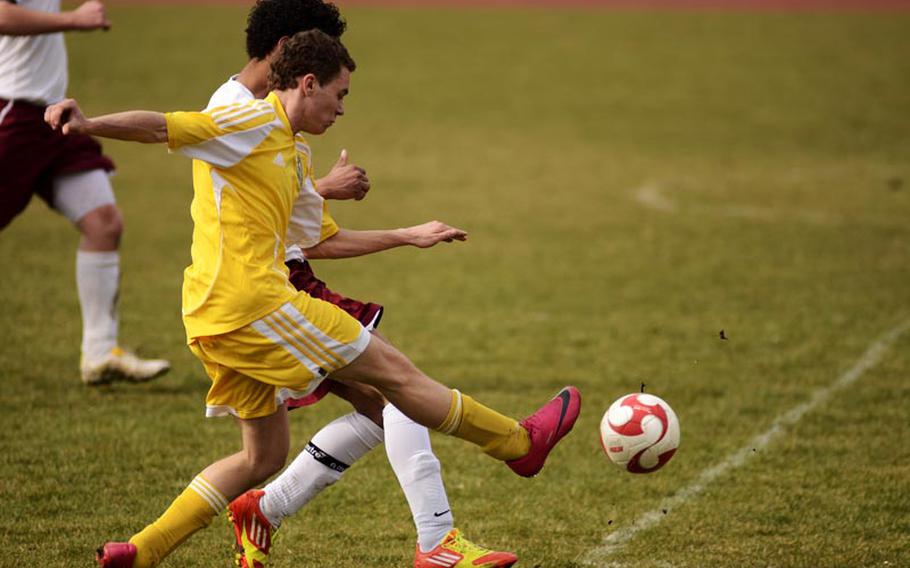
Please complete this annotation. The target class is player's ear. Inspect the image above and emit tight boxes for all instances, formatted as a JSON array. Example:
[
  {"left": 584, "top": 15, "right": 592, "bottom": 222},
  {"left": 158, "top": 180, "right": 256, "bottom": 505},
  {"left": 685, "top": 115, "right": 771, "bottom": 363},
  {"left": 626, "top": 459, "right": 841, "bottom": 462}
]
[
  {"left": 267, "top": 36, "right": 291, "bottom": 60},
  {"left": 300, "top": 74, "right": 317, "bottom": 96}
]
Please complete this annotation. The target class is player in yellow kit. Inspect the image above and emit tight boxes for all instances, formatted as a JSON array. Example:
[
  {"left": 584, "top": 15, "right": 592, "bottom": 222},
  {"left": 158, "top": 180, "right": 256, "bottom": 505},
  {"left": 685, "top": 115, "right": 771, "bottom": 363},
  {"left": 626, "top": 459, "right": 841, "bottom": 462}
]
[{"left": 45, "top": 29, "right": 581, "bottom": 568}]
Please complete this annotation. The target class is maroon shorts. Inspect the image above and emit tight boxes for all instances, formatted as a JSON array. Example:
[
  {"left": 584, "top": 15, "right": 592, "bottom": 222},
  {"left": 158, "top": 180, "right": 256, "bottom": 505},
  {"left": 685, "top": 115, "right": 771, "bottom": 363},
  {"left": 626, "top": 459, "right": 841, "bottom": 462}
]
[
  {"left": 285, "top": 258, "right": 384, "bottom": 409},
  {"left": 0, "top": 98, "right": 115, "bottom": 230}
]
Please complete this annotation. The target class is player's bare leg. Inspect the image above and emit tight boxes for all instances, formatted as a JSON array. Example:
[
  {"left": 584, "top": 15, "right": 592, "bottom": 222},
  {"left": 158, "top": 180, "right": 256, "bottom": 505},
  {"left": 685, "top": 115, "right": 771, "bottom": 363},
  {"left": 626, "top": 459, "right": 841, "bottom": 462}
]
[
  {"left": 236, "top": 333, "right": 517, "bottom": 566},
  {"left": 327, "top": 378, "right": 386, "bottom": 426},
  {"left": 332, "top": 338, "right": 453, "bottom": 428},
  {"left": 202, "top": 407, "right": 291, "bottom": 497},
  {"left": 77, "top": 202, "right": 122, "bottom": 251},
  {"left": 98, "top": 407, "right": 290, "bottom": 568},
  {"left": 330, "top": 335, "right": 581, "bottom": 475}
]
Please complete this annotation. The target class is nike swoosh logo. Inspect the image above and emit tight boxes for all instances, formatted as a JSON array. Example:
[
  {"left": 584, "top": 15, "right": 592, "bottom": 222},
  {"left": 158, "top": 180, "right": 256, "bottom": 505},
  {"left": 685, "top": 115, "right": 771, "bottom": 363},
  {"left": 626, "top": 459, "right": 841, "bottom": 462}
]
[
  {"left": 433, "top": 509, "right": 451, "bottom": 517},
  {"left": 554, "top": 389, "right": 573, "bottom": 436}
]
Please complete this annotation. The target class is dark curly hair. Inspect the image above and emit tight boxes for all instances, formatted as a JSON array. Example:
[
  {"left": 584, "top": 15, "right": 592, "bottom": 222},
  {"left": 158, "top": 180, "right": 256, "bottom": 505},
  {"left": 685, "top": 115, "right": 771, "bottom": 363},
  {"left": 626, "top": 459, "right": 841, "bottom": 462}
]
[
  {"left": 245, "top": 0, "right": 346, "bottom": 60},
  {"left": 268, "top": 29, "right": 355, "bottom": 91}
]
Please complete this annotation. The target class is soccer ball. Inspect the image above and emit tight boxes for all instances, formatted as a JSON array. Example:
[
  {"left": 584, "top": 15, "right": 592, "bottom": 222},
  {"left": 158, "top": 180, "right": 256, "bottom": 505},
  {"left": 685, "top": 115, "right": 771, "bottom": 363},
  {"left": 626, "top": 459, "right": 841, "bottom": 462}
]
[{"left": 600, "top": 393, "right": 680, "bottom": 473}]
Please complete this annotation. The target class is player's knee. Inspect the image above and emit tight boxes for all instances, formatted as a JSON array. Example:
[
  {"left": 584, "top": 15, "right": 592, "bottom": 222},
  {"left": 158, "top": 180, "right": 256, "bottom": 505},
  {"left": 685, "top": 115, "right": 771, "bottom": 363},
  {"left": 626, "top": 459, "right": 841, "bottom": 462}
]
[
  {"left": 350, "top": 386, "right": 386, "bottom": 425},
  {"left": 375, "top": 344, "right": 422, "bottom": 390},
  {"left": 244, "top": 439, "right": 288, "bottom": 483},
  {"left": 249, "top": 451, "right": 286, "bottom": 483},
  {"left": 329, "top": 380, "right": 386, "bottom": 426},
  {"left": 79, "top": 204, "right": 123, "bottom": 247}
]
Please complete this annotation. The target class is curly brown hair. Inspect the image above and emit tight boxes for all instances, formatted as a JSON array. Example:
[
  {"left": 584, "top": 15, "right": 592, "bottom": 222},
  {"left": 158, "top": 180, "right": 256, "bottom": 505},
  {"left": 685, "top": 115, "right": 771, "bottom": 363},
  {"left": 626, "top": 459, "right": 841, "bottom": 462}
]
[
  {"left": 245, "top": 0, "right": 346, "bottom": 60},
  {"left": 268, "top": 29, "right": 356, "bottom": 91}
]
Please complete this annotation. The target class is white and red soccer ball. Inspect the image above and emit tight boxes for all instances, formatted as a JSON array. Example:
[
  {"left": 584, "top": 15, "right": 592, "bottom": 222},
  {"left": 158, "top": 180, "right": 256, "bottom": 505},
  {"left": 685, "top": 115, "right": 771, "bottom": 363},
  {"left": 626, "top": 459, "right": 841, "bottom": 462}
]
[{"left": 600, "top": 393, "right": 680, "bottom": 474}]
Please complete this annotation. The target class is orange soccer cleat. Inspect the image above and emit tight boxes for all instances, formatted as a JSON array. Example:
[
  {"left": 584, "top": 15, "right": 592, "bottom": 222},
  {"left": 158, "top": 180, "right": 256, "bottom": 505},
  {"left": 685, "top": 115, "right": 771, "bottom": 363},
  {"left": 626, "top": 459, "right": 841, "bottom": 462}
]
[
  {"left": 414, "top": 529, "right": 517, "bottom": 568},
  {"left": 227, "top": 489, "right": 276, "bottom": 568}
]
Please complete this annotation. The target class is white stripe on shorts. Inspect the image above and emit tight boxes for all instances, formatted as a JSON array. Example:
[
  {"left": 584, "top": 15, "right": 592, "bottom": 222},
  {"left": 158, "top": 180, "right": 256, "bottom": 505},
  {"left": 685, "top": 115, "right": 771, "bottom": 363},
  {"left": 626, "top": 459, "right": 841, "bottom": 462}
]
[
  {"left": 267, "top": 309, "right": 344, "bottom": 370},
  {"left": 250, "top": 301, "right": 370, "bottom": 379},
  {"left": 278, "top": 303, "right": 371, "bottom": 365},
  {"left": 251, "top": 314, "right": 326, "bottom": 379}
]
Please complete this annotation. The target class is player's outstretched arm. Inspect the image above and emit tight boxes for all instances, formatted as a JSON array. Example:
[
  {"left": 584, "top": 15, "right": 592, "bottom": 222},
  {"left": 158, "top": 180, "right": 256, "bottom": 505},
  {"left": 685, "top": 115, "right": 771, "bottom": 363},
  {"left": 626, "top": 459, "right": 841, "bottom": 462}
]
[
  {"left": 0, "top": 0, "right": 110, "bottom": 36},
  {"left": 304, "top": 221, "right": 468, "bottom": 260},
  {"left": 45, "top": 98, "right": 167, "bottom": 143},
  {"left": 315, "top": 149, "right": 371, "bottom": 201}
]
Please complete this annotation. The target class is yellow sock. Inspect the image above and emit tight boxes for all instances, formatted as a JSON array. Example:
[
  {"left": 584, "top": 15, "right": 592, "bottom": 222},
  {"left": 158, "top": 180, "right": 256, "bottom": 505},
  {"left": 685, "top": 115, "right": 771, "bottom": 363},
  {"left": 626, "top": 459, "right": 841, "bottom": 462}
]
[
  {"left": 437, "top": 389, "right": 531, "bottom": 461},
  {"left": 129, "top": 475, "right": 228, "bottom": 568}
]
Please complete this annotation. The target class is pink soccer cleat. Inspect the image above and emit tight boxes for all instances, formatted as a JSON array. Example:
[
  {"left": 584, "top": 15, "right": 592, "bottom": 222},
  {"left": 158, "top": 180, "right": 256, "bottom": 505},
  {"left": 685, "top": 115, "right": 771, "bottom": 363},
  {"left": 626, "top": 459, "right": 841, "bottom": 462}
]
[
  {"left": 507, "top": 386, "right": 582, "bottom": 477},
  {"left": 95, "top": 542, "right": 136, "bottom": 568}
]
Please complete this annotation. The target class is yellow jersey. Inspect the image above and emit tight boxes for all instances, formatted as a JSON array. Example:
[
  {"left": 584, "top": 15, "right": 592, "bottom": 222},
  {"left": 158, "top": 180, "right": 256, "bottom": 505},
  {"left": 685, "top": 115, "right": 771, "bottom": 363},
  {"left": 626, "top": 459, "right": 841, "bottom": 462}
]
[
  {"left": 203, "top": 77, "right": 340, "bottom": 262},
  {"left": 165, "top": 92, "right": 337, "bottom": 340}
]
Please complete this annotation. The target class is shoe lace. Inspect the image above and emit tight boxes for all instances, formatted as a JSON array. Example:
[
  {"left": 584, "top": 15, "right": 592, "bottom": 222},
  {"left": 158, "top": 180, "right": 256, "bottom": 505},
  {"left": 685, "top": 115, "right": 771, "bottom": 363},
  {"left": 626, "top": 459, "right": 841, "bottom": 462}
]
[{"left": 443, "top": 531, "right": 487, "bottom": 556}]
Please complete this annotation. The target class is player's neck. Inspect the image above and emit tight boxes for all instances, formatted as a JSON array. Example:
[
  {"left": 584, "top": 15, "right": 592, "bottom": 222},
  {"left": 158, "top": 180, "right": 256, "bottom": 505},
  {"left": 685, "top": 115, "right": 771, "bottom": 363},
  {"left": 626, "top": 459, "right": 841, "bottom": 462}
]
[
  {"left": 236, "top": 59, "right": 270, "bottom": 99},
  {"left": 275, "top": 89, "right": 303, "bottom": 133}
]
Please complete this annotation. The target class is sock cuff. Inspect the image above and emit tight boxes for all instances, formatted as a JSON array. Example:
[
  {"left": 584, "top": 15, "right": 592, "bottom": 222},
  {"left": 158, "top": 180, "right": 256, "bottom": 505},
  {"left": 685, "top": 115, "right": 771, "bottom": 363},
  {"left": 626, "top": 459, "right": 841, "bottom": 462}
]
[
  {"left": 437, "top": 390, "right": 463, "bottom": 435},
  {"left": 382, "top": 404, "right": 411, "bottom": 427},
  {"left": 189, "top": 475, "right": 229, "bottom": 513},
  {"left": 76, "top": 249, "right": 120, "bottom": 266}
]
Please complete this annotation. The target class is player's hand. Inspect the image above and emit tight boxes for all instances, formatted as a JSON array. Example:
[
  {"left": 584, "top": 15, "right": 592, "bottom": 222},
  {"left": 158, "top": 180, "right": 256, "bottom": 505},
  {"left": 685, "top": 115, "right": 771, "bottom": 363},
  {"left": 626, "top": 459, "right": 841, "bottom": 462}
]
[
  {"left": 316, "top": 149, "right": 371, "bottom": 201},
  {"left": 70, "top": 1, "right": 111, "bottom": 31},
  {"left": 404, "top": 221, "right": 468, "bottom": 249},
  {"left": 45, "top": 99, "right": 89, "bottom": 135}
]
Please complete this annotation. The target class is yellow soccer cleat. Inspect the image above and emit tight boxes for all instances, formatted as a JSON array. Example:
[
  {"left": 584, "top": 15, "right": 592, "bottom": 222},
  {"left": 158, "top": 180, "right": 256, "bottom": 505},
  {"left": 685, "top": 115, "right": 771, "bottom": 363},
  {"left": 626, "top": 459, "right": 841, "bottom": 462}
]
[
  {"left": 80, "top": 346, "right": 170, "bottom": 385},
  {"left": 414, "top": 529, "right": 518, "bottom": 568}
]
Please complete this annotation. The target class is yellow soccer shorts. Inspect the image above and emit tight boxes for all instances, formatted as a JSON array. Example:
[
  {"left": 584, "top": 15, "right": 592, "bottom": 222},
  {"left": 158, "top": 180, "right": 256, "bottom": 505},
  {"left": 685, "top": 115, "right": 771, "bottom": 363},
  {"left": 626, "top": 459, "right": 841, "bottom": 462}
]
[{"left": 189, "top": 291, "right": 372, "bottom": 419}]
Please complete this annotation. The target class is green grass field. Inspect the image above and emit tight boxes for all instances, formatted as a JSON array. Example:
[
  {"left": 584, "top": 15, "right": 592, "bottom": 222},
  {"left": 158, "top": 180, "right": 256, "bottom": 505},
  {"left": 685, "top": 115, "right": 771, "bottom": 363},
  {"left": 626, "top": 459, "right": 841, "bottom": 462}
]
[{"left": 2, "top": 5, "right": 909, "bottom": 567}]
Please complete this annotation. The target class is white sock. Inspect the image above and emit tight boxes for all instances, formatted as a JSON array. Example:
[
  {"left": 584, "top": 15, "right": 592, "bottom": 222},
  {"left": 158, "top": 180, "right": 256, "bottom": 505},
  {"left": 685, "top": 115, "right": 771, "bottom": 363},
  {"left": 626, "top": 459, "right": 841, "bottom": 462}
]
[
  {"left": 260, "top": 412, "right": 382, "bottom": 528},
  {"left": 76, "top": 250, "right": 119, "bottom": 360},
  {"left": 384, "top": 404, "right": 454, "bottom": 552}
]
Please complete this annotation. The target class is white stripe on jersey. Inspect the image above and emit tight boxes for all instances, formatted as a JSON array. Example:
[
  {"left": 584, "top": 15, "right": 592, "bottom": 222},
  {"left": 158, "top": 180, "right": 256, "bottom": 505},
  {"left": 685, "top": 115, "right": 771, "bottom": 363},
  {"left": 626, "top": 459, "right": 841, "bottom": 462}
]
[
  {"left": 175, "top": 121, "right": 279, "bottom": 169},
  {"left": 210, "top": 100, "right": 270, "bottom": 123},
  {"left": 295, "top": 140, "right": 311, "bottom": 156},
  {"left": 286, "top": 176, "right": 325, "bottom": 249},
  {"left": 216, "top": 107, "right": 274, "bottom": 130},
  {"left": 210, "top": 169, "right": 230, "bottom": 215}
]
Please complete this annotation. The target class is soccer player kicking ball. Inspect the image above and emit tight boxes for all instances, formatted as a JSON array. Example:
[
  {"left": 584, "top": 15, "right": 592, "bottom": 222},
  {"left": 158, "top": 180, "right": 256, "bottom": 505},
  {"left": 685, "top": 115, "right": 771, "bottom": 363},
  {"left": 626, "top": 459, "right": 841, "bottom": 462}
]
[
  {"left": 46, "top": 29, "right": 581, "bottom": 568},
  {"left": 215, "top": 2, "right": 522, "bottom": 567}
]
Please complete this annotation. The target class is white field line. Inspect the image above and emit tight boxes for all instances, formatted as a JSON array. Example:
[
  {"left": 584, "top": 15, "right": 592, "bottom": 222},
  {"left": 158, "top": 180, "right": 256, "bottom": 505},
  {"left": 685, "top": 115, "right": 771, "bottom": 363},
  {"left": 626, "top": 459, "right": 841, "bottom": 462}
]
[
  {"left": 579, "top": 316, "right": 910, "bottom": 567},
  {"left": 634, "top": 182, "right": 677, "bottom": 212},
  {"left": 632, "top": 181, "right": 838, "bottom": 225}
]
